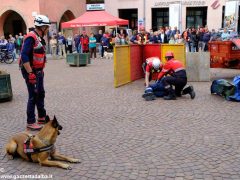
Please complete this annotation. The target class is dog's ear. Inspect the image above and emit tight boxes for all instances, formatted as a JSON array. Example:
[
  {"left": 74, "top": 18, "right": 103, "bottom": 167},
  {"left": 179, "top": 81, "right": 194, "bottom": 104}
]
[
  {"left": 45, "top": 115, "right": 50, "bottom": 123},
  {"left": 52, "top": 115, "right": 58, "bottom": 128}
]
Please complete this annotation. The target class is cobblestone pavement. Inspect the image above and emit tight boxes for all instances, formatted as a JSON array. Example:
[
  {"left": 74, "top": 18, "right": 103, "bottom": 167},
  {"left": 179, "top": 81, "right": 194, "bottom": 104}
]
[{"left": 0, "top": 57, "right": 239, "bottom": 180}]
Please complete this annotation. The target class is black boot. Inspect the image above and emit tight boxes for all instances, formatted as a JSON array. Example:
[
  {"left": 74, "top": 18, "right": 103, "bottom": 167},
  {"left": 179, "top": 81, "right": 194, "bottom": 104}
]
[
  {"left": 163, "top": 87, "right": 176, "bottom": 100},
  {"left": 182, "top": 85, "right": 195, "bottom": 99},
  {"left": 145, "top": 94, "right": 156, "bottom": 101},
  {"left": 142, "top": 92, "right": 153, "bottom": 98}
]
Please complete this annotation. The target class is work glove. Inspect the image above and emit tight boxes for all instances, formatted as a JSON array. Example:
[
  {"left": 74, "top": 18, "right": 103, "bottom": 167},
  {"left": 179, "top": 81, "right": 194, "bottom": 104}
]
[{"left": 28, "top": 72, "right": 36, "bottom": 84}]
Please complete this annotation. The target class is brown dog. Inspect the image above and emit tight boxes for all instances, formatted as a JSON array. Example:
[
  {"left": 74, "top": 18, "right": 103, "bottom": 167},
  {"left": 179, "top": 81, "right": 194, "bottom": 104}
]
[{"left": 5, "top": 115, "right": 80, "bottom": 169}]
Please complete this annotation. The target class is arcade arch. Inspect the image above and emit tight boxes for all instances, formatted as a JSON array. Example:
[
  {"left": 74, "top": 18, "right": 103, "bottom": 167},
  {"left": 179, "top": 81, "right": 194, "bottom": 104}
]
[{"left": 0, "top": 10, "right": 26, "bottom": 38}]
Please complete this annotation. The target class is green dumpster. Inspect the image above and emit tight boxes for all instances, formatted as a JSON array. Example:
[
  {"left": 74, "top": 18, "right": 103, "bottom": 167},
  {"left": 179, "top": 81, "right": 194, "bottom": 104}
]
[
  {"left": 79, "top": 53, "right": 89, "bottom": 65},
  {"left": 0, "top": 71, "right": 13, "bottom": 102},
  {"left": 66, "top": 53, "right": 80, "bottom": 66}
]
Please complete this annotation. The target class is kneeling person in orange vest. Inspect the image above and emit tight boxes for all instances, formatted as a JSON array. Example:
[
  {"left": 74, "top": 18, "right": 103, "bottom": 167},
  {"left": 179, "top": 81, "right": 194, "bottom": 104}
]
[{"left": 157, "top": 51, "right": 195, "bottom": 100}]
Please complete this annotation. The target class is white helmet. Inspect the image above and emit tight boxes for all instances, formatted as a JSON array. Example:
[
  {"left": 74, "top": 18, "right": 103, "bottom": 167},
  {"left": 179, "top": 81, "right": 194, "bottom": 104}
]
[
  {"left": 152, "top": 58, "right": 161, "bottom": 70},
  {"left": 34, "top": 15, "right": 51, "bottom": 27}
]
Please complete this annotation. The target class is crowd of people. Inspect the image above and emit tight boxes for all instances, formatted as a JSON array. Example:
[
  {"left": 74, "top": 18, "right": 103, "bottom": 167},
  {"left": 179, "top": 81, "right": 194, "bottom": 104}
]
[
  {"left": 2, "top": 24, "right": 239, "bottom": 61},
  {"left": 49, "top": 29, "right": 119, "bottom": 59},
  {"left": 130, "top": 25, "right": 239, "bottom": 52},
  {"left": 0, "top": 33, "right": 24, "bottom": 60}
]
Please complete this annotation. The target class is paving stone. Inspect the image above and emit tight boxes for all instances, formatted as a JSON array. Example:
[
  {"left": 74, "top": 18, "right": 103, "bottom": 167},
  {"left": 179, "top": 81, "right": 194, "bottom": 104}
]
[{"left": 1, "top": 59, "right": 240, "bottom": 179}]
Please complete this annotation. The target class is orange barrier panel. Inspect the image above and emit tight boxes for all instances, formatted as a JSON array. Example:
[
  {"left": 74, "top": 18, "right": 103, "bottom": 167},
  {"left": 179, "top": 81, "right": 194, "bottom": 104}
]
[
  {"left": 161, "top": 44, "right": 186, "bottom": 66},
  {"left": 142, "top": 44, "right": 161, "bottom": 62},
  {"left": 208, "top": 41, "right": 240, "bottom": 69},
  {"left": 130, "top": 45, "right": 144, "bottom": 81},
  {"left": 114, "top": 45, "right": 131, "bottom": 87}
]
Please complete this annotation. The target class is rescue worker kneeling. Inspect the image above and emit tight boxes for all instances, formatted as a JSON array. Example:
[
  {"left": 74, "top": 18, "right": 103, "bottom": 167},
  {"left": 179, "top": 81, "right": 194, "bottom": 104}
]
[
  {"left": 142, "top": 57, "right": 163, "bottom": 101},
  {"left": 142, "top": 57, "right": 163, "bottom": 88},
  {"left": 157, "top": 51, "right": 196, "bottom": 100}
]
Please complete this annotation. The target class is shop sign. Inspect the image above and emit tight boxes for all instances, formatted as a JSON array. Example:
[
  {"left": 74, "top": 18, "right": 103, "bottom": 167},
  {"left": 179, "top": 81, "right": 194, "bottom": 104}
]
[
  {"left": 154, "top": 1, "right": 206, "bottom": 7},
  {"left": 86, "top": 4, "right": 105, "bottom": 11}
]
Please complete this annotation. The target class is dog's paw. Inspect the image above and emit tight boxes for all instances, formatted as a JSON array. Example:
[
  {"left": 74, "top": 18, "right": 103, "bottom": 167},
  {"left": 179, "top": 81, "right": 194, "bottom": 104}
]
[
  {"left": 70, "top": 158, "right": 81, "bottom": 163},
  {"left": 7, "top": 154, "right": 14, "bottom": 160},
  {"left": 63, "top": 164, "right": 72, "bottom": 170}
]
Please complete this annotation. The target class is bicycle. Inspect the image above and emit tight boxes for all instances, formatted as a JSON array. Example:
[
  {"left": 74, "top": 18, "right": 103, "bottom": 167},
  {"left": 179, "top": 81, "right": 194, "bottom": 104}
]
[{"left": 0, "top": 49, "right": 14, "bottom": 64}]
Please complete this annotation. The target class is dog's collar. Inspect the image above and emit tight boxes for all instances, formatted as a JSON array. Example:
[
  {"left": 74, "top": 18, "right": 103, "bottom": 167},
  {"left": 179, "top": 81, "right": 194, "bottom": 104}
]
[{"left": 23, "top": 135, "right": 54, "bottom": 162}]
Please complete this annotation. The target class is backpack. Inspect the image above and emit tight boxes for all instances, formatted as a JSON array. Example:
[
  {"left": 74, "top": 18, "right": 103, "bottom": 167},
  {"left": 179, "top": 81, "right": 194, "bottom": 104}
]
[
  {"left": 229, "top": 75, "right": 240, "bottom": 101},
  {"left": 211, "top": 79, "right": 235, "bottom": 100}
]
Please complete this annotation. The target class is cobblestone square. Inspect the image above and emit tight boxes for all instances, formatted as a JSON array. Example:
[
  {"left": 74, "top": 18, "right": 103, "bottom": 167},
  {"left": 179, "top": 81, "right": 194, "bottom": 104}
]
[{"left": 0, "top": 58, "right": 239, "bottom": 179}]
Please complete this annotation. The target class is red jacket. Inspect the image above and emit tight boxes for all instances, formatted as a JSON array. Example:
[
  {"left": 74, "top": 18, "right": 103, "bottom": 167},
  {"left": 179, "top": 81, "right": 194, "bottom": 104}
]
[
  {"left": 158, "top": 58, "right": 185, "bottom": 80},
  {"left": 145, "top": 57, "right": 162, "bottom": 80}
]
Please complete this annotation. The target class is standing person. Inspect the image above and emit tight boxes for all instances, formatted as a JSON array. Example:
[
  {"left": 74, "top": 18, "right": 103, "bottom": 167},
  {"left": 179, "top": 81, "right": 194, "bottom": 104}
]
[
  {"left": 158, "top": 28, "right": 168, "bottom": 43},
  {"left": 66, "top": 35, "right": 73, "bottom": 54},
  {"left": 49, "top": 35, "right": 57, "bottom": 58},
  {"left": 15, "top": 35, "right": 21, "bottom": 55},
  {"left": 202, "top": 27, "right": 211, "bottom": 51},
  {"left": 100, "top": 34, "right": 109, "bottom": 58},
  {"left": 19, "top": 15, "right": 51, "bottom": 130},
  {"left": 80, "top": 31, "right": 89, "bottom": 53},
  {"left": 89, "top": 33, "right": 97, "bottom": 59},
  {"left": 157, "top": 51, "right": 195, "bottom": 100},
  {"left": 57, "top": 32, "right": 66, "bottom": 58},
  {"left": 95, "top": 30, "right": 103, "bottom": 56},
  {"left": 74, "top": 33, "right": 81, "bottom": 53}
]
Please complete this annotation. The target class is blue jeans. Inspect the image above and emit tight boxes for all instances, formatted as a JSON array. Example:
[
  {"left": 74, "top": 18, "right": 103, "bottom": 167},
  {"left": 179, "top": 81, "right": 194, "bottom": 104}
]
[
  {"left": 78, "top": 44, "right": 82, "bottom": 53},
  {"left": 149, "top": 79, "right": 167, "bottom": 97},
  {"left": 22, "top": 70, "right": 46, "bottom": 124},
  {"left": 98, "top": 44, "right": 102, "bottom": 55}
]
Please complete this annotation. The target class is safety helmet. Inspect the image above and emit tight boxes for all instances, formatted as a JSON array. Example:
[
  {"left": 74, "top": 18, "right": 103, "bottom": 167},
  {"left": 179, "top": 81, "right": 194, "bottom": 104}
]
[
  {"left": 34, "top": 15, "right": 51, "bottom": 27},
  {"left": 165, "top": 51, "right": 174, "bottom": 58},
  {"left": 152, "top": 58, "right": 161, "bottom": 70}
]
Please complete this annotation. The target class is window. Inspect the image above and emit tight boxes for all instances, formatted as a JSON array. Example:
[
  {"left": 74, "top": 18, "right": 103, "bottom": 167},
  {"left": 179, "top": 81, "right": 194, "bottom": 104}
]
[
  {"left": 152, "top": 8, "right": 169, "bottom": 31},
  {"left": 186, "top": 7, "right": 207, "bottom": 28}
]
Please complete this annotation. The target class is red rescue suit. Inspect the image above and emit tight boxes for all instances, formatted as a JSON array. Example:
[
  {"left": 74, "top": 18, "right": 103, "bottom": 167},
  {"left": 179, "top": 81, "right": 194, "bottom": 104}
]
[
  {"left": 145, "top": 57, "right": 162, "bottom": 80},
  {"left": 158, "top": 58, "right": 187, "bottom": 96}
]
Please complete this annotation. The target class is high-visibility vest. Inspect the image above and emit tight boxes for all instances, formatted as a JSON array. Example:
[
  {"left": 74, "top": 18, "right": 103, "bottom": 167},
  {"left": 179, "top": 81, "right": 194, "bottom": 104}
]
[{"left": 20, "top": 31, "right": 46, "bottom": 69}]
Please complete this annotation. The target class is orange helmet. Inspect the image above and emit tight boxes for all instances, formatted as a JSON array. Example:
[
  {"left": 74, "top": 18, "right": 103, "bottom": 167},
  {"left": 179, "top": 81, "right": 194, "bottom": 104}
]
[{"left": 165, "top": 51, "right": 174, "bottom": 58}]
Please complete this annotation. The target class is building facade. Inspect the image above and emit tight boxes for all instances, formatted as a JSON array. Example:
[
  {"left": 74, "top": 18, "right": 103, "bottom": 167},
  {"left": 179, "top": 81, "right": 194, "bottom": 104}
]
[
  {"left": 105, "top": 0, "right": 238, "bottom": 32},
  {"left": 0, "top": 0, "right": 239, "bottom": 37},
  {"left": 0, "top": 0, "right": 85, "bottom": 36}
]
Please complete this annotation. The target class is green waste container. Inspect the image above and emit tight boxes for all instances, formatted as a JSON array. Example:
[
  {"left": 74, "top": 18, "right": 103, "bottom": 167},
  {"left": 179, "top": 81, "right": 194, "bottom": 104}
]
[
  {"left": 0, "top": 72, "right": 13, "bottom": 102},
  {"left": 79, "top": 53, "right": 89, "bottom": 65},
  {"left": 66, "top": 53, "right": 80, "bottom": 66}
]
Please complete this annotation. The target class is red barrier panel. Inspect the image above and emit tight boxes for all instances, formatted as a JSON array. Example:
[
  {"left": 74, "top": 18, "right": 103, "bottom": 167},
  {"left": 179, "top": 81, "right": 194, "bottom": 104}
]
[
  {"left": 142, "top": 44, "right": 161, "bottom": 62},
  {"left": 130, "top": 45, "right": 144, "bottom": 81}
]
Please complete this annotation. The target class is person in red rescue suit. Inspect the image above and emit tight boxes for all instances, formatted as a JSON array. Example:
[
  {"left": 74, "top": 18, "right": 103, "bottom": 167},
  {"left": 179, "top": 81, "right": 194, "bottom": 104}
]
[
  {"left": 80, "top": 31, "right": 89, "bottom": 53},
  {"left": 143, "top": 57, "right": 163, "bottom": 88},
  {"left": 157, "top": 51, "right": 196, "bottom": 100},
  {"left": 19, "top": 15, "right": 51, "bottom": 130}
]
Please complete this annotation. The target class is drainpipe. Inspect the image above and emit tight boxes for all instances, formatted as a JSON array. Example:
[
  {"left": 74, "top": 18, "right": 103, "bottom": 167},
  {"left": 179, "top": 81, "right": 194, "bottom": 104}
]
[{"left": 143, "top": 0, "right": 146, "bottom": 29}]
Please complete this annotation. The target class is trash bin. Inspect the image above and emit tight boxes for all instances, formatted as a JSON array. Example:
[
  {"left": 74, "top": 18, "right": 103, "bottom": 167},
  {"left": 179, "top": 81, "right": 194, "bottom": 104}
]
[
  {"left": 79, "top": 53, "right": 89, "bottom": 66},
  {"left": 66, "top": 53, "right": 80, "bottom": 66},
  {"left": 0, "top": 71, "right": 13, "bottom": 102}
]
